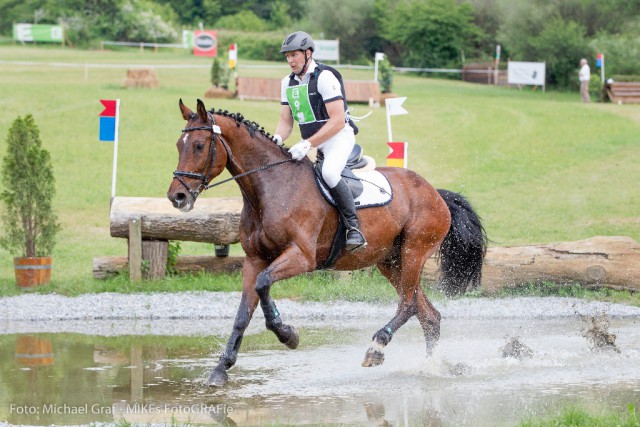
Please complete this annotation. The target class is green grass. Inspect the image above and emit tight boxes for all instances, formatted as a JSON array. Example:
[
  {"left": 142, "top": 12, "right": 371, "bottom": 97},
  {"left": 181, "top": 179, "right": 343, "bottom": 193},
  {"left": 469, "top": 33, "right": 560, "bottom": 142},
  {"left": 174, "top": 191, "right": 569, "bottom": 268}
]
[
  {"left": 519, "top": 404, "right": 639, "bottom": 427},
  {"left": 0, "top": 45, "right": 639, "bottom": 292}
]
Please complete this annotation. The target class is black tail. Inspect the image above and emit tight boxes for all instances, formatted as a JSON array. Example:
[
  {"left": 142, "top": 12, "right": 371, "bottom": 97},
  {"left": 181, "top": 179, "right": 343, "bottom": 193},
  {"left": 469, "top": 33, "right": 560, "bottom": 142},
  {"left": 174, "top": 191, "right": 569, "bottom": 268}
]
[{"left": 436, "top": 189, "right": 488, "bottom": 297}]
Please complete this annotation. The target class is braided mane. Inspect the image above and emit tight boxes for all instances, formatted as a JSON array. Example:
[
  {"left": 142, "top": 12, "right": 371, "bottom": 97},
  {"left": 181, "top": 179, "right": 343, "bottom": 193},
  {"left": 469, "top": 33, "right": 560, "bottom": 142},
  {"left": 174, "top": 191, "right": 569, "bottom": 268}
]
[{"left": 210, "top": 108, "right": 280, "bottom": 145}]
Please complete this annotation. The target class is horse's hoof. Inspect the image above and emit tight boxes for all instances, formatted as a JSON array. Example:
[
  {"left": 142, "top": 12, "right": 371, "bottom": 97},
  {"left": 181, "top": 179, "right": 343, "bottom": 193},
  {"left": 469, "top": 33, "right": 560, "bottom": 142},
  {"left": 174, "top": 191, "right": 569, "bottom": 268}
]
[
  {"left": 204, "top": 369, "right": 228, "bottom": 387},
  {"left": 361, "top": 349, "right": 385, "bottom": 367},
  {"left": 283, "top": 325, "right": 299, "bottom": 349}
]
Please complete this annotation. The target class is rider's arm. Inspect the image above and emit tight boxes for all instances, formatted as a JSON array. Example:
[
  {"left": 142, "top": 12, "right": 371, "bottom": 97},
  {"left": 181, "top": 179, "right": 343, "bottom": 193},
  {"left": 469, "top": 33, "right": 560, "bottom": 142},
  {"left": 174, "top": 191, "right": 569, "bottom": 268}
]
[
  {"left": 275, "top": 104, "right": 294, "bottom": 142},
  {"left": 306, "top": 100, "right": 344, "bottom": 148}
]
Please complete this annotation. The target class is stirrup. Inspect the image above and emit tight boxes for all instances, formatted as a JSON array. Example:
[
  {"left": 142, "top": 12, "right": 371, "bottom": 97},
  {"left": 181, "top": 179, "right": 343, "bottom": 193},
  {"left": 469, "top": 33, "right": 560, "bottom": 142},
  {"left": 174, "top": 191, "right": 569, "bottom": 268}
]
[{"left": 346, "top": 228, "right": 367, "bottom": 251}]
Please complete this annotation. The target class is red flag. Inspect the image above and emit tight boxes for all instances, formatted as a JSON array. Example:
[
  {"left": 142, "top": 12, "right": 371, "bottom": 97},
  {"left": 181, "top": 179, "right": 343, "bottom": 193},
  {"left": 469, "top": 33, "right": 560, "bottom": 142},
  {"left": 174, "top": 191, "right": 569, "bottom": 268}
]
[
  {"left": 387, "top": 142, "right": 407, "bottom": 168},
  {"left": 99, "top": 99, "right": 117, "bottom": 117}
]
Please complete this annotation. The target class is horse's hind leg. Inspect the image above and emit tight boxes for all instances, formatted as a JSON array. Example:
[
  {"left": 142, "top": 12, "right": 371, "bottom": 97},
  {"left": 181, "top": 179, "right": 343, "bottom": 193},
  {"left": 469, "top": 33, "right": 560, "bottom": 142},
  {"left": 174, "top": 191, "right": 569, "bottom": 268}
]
[{"left": 364, "top": 239, "right": 442, "bottom": 367}]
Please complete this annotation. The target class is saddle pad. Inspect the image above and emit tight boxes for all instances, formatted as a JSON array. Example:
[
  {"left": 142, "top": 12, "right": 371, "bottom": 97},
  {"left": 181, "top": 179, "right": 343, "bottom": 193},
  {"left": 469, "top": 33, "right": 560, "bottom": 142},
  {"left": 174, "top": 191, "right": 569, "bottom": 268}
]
[{"left": 317, "top": 170, "right": 393, "bottom": 209}]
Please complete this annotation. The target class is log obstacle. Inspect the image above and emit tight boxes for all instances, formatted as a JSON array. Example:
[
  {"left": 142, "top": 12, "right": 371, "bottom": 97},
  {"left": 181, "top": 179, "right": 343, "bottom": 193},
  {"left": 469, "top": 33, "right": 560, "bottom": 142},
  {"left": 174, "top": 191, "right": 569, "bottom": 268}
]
[
  {"left": 423, "top": 236, "right": 640, "bottom": 292},
  {"left": 95, "top": 196, "right": 243, "bottom": 280},
  {"left": 99, "top": 206, "right": 640, "bottom": 293}
]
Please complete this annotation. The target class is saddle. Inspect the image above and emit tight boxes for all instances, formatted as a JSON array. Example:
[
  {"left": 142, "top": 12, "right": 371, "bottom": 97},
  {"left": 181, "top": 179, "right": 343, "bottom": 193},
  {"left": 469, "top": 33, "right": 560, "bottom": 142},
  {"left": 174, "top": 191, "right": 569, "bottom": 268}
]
[
  {"left": 312, "top": 145, "right": 392, "bottom": 269},
  {"left": 313, "top": 144, "right": 369, "bottom": 200}
]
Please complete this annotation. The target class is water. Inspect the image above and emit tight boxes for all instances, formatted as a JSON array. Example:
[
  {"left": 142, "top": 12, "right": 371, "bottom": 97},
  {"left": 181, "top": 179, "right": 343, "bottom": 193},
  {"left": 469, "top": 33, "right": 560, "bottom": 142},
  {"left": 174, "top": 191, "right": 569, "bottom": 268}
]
[{"left": 1, "top": 300, "right": 639, "bottom": 426}]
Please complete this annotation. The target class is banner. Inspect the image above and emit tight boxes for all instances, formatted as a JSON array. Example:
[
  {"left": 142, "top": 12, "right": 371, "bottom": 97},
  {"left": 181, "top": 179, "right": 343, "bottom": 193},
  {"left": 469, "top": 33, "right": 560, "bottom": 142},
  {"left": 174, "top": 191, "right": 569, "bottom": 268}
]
[
  {"left": 193, "top": 30, "right": 218, "bottom": 57},
  {"left": 314, "top": 40, "right": 339, "bottom": 61},
  {"left": 13, "top": 24, "right": 63, "bottom": 43},
  {"left": 507, "top": 61, "right": 546, "bottom": 86},
  {"left": 387, "top": 142, "right": 408, "bottom": 168}
]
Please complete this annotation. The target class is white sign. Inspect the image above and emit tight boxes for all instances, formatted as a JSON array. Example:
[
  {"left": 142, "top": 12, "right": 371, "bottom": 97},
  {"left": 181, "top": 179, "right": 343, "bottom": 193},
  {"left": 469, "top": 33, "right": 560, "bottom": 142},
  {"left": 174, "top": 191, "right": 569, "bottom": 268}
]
[
  {"left": 508, "top": 61, "right": 546, "bottom": 86},
  {"left": 314, "top": 40, "right": 339, "bottom": 61}
]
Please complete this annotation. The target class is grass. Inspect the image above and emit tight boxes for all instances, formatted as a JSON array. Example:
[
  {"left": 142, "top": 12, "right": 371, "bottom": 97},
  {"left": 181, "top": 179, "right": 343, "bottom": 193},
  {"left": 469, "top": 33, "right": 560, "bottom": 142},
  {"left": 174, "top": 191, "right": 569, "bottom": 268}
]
[
  {"left": 0, "top": 45, "right": 639, "bottom": 293},
  {"left": 519, "top": 404, "right": 639, "bottom": 427}
]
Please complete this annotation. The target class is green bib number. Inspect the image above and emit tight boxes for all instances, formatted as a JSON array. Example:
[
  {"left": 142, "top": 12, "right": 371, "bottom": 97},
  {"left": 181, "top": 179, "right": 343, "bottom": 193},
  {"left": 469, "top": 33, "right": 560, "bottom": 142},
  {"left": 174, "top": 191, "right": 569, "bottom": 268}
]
[{"left": 286, "top": 84, "right": 316, "bottom": 124}]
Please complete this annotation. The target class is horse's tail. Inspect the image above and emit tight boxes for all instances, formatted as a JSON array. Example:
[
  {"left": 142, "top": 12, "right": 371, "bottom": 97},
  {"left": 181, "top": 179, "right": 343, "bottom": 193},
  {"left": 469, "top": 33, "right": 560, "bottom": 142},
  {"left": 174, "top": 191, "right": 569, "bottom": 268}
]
[{"left": 436, "top": 189, "right": 488, "bottom": 297}]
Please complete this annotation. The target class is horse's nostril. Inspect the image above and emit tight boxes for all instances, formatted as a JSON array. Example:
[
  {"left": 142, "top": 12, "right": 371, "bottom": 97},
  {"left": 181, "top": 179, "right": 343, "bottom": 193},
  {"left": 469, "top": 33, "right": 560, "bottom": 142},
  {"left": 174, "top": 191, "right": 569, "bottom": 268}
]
[{"left": 175, "top": 192, "right": 186, "bottom": 202}]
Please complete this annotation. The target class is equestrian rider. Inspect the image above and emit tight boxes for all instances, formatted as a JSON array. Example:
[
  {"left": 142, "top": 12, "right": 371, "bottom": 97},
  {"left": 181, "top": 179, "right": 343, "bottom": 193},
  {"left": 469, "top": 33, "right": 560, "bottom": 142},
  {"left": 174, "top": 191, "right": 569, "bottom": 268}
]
[{"left": 273, "top": 31, "right": 367, "bottom": 251}]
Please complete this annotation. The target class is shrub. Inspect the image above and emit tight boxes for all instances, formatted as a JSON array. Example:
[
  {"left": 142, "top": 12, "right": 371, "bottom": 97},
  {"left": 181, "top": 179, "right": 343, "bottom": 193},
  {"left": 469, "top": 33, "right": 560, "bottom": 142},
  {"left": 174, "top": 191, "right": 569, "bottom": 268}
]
[{"left": 1, "top": 115, "right": 60, "bottom": 257}]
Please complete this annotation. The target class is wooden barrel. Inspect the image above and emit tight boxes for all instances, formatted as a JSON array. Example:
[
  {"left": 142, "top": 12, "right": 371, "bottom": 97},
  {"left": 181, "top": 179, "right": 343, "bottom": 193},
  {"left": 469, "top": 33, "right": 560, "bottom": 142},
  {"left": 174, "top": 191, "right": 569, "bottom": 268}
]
[
  {"left": 15, "top": 336, "right": 54, "bottom": 367},
  {"left": 14, "top": 257, "right": 52, "bottom": 287}
]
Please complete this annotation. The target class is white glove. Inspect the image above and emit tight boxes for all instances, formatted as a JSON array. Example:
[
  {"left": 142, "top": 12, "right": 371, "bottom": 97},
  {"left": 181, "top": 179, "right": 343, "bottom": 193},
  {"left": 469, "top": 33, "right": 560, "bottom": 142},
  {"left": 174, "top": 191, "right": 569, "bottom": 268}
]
[
  {"left": 288, "top": 139, "right": 312, "bottom": 161},
  {"left": 273, "top": 134, "right": 283, "bottom": 146}
]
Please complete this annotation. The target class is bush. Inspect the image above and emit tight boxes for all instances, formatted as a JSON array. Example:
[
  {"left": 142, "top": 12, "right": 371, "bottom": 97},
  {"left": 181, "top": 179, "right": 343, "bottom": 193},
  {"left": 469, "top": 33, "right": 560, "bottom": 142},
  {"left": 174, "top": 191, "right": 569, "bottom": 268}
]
[
  {"left": 1, "top": 115, "right": 60, "bottom": 257},
  {"left": 217, "top": 30, "right": 285, "bottom": 62}
]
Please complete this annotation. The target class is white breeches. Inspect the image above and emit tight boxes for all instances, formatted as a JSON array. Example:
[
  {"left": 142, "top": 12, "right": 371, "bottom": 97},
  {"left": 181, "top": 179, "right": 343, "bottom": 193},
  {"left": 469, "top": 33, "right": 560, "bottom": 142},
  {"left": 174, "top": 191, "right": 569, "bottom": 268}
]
[{"left": 317, "top": 125, "right": 355, "bottom": 188}]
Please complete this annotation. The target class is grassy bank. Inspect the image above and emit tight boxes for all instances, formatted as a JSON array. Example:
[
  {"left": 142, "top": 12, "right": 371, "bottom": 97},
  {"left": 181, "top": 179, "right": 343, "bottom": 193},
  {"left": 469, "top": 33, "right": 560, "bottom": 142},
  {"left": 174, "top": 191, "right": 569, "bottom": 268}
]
[{"left": 0, "top": 45, "right": 639, "bottom": 292}]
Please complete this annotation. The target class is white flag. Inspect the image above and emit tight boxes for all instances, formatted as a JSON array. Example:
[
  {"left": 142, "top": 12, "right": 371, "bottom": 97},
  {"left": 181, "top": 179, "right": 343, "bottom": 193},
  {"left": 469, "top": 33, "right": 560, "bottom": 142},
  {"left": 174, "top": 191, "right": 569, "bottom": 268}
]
[{"left": 385, "top": 97, "right": 408, "bottom": 116}]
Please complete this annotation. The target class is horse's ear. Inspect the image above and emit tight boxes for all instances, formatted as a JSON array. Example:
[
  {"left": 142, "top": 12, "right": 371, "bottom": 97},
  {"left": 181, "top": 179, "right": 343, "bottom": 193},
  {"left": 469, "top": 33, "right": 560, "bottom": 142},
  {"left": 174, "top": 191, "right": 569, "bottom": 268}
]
[
  {"left": 196, "top": 99, "right": 208, "bottom": 123},
  {"left": 179, "top": 99, "right": 192, "bottom": 121}
]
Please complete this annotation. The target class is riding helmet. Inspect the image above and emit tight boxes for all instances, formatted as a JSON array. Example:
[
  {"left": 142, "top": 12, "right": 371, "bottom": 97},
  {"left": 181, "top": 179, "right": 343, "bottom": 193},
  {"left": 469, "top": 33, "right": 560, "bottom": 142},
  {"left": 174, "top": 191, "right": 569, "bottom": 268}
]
[{"left": 280, "top": 31, "right": 315, "bottom": 53}]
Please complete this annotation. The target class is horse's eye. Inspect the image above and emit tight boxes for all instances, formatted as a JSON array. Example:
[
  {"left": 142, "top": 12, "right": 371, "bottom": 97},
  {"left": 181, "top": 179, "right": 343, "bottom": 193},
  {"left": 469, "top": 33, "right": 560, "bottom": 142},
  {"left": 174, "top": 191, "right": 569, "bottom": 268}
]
[{"left": 195, "top": 143, "right": 205, "bottom": 152}]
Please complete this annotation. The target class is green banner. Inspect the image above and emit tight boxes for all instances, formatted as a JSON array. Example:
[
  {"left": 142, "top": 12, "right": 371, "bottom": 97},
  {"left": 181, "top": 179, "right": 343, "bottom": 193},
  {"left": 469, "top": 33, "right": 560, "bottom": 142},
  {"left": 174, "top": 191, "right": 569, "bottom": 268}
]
[{"left": 13, "top": 24, "right": 64, "bottom": 43}]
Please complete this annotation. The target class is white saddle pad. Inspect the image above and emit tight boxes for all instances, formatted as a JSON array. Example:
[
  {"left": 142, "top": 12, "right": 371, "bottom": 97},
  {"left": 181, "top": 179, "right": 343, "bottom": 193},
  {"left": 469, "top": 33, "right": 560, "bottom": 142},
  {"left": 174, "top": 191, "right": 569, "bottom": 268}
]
[{"left": 318, "top": 169, "right": 393, "bottom": 209}]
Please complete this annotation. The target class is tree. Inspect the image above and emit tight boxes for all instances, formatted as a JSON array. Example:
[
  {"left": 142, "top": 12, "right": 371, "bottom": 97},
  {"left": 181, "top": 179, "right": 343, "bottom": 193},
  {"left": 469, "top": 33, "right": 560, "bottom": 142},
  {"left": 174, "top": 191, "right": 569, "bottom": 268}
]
[
  {"left": 1, "top": 115, "right": 60, "bottom": 258},
  {"left": 378, "top": 0, "right": 481, "bottom": 69}
]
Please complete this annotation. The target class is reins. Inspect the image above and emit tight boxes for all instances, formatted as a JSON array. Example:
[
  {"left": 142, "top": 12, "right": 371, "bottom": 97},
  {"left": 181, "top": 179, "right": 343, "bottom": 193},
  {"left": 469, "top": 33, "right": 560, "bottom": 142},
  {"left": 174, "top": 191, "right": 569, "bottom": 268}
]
[{"left": 173, "top": 112, "right": 295, "bottom": 198}]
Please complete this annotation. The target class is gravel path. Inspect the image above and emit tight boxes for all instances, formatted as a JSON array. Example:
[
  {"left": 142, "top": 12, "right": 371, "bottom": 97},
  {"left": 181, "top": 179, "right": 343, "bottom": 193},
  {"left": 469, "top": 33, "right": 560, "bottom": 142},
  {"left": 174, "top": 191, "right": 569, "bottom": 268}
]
[{"left": 1, "top": 292, "right": 639, "bottom": 336}]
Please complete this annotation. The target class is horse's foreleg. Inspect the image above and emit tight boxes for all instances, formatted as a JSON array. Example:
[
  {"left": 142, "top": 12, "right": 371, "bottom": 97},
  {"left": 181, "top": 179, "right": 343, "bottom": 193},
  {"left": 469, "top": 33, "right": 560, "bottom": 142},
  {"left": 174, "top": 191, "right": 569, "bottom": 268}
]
[
  {"left": 255, "top": 245, "right": 314, "bottom": 349},
  {"left": 362, "top": 300, "right": 416, "bottom": 367},
  {"left": 205, "top": 260, "right": 262, "bottom": 387}
]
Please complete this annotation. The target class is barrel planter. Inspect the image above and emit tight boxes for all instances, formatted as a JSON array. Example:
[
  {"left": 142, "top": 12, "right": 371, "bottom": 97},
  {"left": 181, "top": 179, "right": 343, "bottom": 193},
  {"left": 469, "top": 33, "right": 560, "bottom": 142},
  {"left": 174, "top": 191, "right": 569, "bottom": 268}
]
[{"left": 13, "top": 257, "right": 53, "bottom": 288}]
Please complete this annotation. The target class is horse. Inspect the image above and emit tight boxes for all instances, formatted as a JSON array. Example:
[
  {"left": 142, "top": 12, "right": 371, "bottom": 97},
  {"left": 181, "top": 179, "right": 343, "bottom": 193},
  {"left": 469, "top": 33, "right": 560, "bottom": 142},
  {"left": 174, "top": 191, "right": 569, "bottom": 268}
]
[{"left": 167, "top": 99, "right": 487, "bottom": 387}]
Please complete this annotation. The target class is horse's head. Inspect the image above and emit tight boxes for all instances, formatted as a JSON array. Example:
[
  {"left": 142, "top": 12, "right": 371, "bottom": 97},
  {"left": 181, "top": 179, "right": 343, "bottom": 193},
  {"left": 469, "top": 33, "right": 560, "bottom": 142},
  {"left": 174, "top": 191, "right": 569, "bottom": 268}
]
[{"left": 167, "top": 99, "right": 228, "bottom": 212}]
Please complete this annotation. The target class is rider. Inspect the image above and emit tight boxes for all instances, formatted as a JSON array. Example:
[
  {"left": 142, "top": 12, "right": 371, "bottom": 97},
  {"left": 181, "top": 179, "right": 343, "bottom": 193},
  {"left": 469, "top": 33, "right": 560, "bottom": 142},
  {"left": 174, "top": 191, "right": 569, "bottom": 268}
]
[{"left": 273, "top": 31, "right": 367, "bottom": 251}]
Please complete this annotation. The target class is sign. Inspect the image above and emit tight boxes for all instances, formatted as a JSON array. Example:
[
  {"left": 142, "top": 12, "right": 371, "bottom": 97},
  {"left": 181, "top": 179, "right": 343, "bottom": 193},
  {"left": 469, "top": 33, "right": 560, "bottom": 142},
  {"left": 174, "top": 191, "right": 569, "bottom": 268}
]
[
  {"left": 228, "top": 44, "right": 237, "bottom": 69},
  {"left": 314, "top": 40, "right": 339, "bottom": 61},
  {"left": 13, "top": 23, "right": 63, "bottom": 43},
  {"left": 507, "top": 61, "right": 546, "bottom": 86},
  {"left": 182, "top": 30, "right": 194, "bottom": 49},
  {"left": 596, "top": 53, "right": 603, "bottom": 68},
  {"left": 387, "top": 142, "right": 408, "bottom": 168},
  {"left": 193, "top": 30, "right": 218, "bottom": 57}
]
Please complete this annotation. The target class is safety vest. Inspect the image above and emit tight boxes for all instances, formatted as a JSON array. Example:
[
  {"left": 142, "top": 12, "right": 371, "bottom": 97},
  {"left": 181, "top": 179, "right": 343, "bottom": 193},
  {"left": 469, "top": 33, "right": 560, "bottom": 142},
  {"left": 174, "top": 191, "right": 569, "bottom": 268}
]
[{"left": 286, "top": 63, "right": 358, "bottom": 139}]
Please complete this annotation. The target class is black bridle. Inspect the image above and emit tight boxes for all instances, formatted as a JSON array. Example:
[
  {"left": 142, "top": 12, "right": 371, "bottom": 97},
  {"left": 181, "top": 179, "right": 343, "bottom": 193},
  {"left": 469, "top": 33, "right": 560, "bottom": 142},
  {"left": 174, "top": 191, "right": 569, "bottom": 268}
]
[
  {"left": 173, "top": 113, "right": 295, "bottom": 199},
  {"left": 172, "top": 113, "right": 221, "bottom": 200}
]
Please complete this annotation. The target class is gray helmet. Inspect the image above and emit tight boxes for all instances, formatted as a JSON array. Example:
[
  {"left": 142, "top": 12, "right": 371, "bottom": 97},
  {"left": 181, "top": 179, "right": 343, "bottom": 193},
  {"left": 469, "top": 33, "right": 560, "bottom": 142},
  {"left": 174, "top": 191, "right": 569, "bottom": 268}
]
[{"left": 280, "top": 31, "right": 315, "bottom": 54}]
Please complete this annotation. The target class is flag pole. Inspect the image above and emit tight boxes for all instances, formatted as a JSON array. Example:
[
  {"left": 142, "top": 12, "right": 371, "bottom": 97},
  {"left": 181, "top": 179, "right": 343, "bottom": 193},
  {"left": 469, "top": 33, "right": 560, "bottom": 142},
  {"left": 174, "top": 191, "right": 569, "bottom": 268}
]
[
  {"left": 385, "top": 98, "right": 393, "bottom": 142},
  {"left": 111, "top": 99, "right": 120, "bottom": 200}
]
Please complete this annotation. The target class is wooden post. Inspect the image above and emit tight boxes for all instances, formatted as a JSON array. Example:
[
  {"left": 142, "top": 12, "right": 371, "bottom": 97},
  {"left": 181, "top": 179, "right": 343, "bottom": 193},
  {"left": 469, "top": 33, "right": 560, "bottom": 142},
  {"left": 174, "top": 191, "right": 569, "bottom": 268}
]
[
  {"left": 128, "top": 218, "right": 142, "bottom": 282},
  {"left": 142, "top": 240, "right": 168, "bottom": 280}
]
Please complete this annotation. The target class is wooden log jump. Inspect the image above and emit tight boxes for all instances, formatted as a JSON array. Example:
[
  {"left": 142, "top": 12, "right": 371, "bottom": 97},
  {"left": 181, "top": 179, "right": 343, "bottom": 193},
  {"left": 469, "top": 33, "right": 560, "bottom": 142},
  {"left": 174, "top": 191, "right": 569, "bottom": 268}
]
[
  {"left": 99, "top": 196, "right": 243, "bottom": 280},
  {"left": 605, "top": 82, "right": 640, "bottom": 104}
]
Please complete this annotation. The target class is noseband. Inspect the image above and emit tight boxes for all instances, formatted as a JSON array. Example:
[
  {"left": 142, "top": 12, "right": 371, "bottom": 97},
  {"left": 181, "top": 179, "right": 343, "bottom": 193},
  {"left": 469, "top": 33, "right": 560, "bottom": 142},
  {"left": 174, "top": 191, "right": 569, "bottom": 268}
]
[{"left": 173, "top": 113, "right": 221, "bottom": 199}]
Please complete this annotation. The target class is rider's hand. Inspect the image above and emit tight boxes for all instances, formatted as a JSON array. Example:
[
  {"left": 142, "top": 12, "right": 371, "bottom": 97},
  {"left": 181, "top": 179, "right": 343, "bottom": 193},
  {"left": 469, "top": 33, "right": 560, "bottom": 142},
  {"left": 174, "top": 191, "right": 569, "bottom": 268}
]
[{"left": 288, "top": 139, "right": 311, "bottom": 161}]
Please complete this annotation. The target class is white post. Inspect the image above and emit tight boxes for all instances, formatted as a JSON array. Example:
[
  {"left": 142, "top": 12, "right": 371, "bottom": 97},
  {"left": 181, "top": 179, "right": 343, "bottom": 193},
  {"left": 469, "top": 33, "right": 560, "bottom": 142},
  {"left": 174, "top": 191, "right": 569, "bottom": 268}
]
[
  {"left": 374, "top": 52, "right": 385, "bottom": 83},
  {"left": 386, "top": 105, "right": 393, "bottom": 142},
  {"left": 111, "top": 99, "right": 120, "bottom": 199},
  {"left": 601, "top": 54, "right": 605, "bottom": 83}
]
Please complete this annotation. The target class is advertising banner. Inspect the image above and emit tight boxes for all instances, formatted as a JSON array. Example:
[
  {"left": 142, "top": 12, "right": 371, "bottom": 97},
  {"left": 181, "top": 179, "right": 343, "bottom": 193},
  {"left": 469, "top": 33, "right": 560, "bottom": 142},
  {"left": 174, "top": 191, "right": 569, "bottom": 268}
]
[{"left": 193, "top": 30, "right": 218, "bottom": 57}]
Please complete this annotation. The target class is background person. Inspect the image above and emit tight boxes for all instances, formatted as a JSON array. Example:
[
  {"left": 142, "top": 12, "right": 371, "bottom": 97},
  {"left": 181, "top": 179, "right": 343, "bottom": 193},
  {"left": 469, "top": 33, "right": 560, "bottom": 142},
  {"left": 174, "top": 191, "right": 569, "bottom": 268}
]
[{"left": 579, "top": 58, "right": 590, "bottom": 103}]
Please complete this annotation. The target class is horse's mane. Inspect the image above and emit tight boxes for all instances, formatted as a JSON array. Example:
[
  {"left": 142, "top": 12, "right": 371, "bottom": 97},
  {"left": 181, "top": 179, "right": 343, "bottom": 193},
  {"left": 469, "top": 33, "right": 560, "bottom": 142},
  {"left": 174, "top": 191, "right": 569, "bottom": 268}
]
[{"left": 210, "top": 108, "right": 282, "bottom": 148}]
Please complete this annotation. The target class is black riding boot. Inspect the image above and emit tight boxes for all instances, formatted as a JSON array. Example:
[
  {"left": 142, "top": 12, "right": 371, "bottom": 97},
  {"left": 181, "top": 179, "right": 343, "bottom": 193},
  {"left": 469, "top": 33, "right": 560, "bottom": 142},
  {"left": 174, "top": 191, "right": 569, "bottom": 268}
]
[{"left": 329, "top": 179, "right": 367, "bottom": 251}]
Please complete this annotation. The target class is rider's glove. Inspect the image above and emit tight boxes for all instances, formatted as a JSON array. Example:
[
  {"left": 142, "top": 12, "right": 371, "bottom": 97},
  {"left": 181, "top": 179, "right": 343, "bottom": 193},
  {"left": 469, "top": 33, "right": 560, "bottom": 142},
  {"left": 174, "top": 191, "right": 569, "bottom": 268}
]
[
  {"left": 273, "top": 134, "right": 284, "bottom": 146},
  {"left": 288, "top": 139, "right": 311, "bottom": 161}
]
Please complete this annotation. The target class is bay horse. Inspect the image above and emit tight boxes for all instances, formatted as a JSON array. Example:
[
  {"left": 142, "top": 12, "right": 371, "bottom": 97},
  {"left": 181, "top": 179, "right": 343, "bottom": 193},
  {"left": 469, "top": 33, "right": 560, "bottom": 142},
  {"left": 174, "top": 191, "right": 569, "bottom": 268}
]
[{"left": 167, "top": 99, "right": 487, "bottom": 387}]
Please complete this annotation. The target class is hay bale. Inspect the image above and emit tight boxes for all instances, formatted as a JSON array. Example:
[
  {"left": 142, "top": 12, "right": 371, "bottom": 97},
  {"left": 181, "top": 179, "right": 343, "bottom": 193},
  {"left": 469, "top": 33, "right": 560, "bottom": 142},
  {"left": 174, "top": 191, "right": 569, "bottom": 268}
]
[{"left": 123, "top": 68, "right": 159, "bottom": 88}]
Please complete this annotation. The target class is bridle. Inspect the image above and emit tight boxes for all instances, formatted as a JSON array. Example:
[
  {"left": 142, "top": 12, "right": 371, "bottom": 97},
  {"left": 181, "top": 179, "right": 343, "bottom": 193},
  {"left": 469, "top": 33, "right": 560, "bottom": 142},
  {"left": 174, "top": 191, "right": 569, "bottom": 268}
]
[
  {"left": 173, "top": 112, "right": 295, "bottom": 199},
  {"left": 172, "top": 112, "right": 221, "bottom": 200}
]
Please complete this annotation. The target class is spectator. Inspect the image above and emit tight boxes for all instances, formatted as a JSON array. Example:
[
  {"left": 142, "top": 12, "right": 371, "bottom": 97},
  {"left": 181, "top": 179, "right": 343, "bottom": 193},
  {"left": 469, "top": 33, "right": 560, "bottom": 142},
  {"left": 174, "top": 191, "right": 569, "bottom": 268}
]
[{"left": 579, "top": 58, "right": 590, "bottom": 103}]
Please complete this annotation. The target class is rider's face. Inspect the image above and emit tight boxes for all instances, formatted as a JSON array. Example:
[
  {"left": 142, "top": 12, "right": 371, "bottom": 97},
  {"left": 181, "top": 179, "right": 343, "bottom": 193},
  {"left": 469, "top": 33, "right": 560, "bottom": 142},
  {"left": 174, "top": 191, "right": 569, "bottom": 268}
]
[{"left": 285, "top": 50, "right": 309, "bottom": 75}]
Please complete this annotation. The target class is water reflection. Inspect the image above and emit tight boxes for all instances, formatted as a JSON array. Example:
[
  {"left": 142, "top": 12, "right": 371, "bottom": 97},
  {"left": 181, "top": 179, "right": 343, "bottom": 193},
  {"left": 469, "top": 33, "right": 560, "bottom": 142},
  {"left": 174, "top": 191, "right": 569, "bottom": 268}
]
[{"left": 0, "top": 317, "right": 639, "bottom": 426}]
